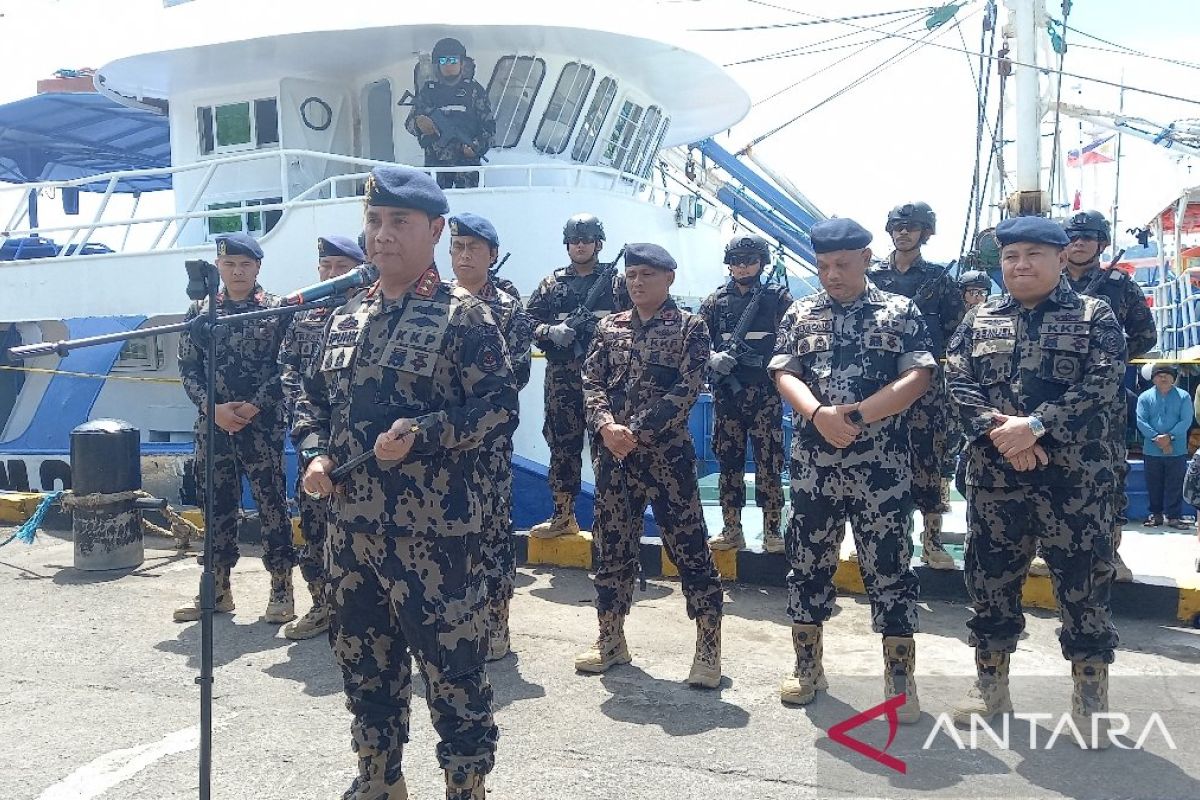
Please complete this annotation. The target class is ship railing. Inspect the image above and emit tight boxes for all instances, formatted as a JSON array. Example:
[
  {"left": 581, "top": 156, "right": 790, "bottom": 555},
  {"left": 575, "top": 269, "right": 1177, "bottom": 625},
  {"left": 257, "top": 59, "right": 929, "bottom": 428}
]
[
  {"left": 0, "top": 148, "right": 703, "bottom": 257},
  {"left": 1150, "top": 267, "right": 1200, "bottom": 355}
]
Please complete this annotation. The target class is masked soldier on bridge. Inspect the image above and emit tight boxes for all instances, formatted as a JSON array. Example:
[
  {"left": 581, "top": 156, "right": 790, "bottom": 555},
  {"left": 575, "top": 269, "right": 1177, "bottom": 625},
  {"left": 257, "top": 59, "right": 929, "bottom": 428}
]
[
  {"left": 701, "top": 234, "right": 793, "bottom": 554},
  {"left": 868, "top": 201, "right": 966, "bottom": 570},
  {"left": 525, "top": 213, "right": 628, "bottom": 538}
]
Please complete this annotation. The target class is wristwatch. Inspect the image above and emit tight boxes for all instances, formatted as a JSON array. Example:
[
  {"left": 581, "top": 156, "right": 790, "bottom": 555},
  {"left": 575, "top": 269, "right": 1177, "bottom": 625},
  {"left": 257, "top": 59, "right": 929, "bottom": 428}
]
[
  {"left": 300, "top": 446, "right": 329, "bottom": 466},
  {"left": 1027, "top": 416, "right": 1046, "bottom": 438},
  {"left": 847, "top": 409, "right": 865, "bottom": 428}
]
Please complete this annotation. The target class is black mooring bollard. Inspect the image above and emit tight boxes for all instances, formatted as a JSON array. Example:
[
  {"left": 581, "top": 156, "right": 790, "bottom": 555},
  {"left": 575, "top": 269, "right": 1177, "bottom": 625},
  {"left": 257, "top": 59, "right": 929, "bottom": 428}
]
[{"left": 70, "top": 419, "right": 144, "bottom": 570}]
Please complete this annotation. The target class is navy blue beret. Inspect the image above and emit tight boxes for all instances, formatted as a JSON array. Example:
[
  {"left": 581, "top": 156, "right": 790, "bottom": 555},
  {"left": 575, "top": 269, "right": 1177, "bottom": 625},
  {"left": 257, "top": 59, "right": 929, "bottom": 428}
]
[
  {"left": 625, "top": 242, "right": 677, "bottom": 271},
  {"left": 995, "top": 216, "right": 1070, "bottom": 248},
  {"left": 215, "top": 232, "right": 263, "bottom": 260},
  {"left": 810, "top": 218, "right": 873, "bottom": 254},
  {"left": 364, "top": 165, "right": 449, "bottom": 216},
  {"left": 317, "top": 235, "right": 365, "bottom": 263},
  {"left": 449, "top": 213, "right": 499, "bottom": 248}
]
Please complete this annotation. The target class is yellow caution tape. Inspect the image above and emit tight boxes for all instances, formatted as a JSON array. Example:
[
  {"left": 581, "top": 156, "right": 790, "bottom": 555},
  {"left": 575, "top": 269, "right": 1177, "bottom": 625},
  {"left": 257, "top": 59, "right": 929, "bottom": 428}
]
[{"left": 0, "top": 364, "right": 183, "bottom": 384}]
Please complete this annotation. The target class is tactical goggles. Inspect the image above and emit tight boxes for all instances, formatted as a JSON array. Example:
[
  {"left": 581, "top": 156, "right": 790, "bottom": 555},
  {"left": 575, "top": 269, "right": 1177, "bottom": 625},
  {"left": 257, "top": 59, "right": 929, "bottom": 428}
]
[
  {"left": 726, "top": 255, "right": 762, "bottom": 266},
  {"left": 1067, "top": 231, "right": 1102, "bottom": 242},
  {"left": 964, "top": 287, "right": 988, "bottom": 296},
  {"left": 438, "top": 56, "right": 460, "bottom": 66},
  {"left": 887, "top": 221, "right": 924, "bottom": 233},
  {"left": 565, "top": 236, "right": 598, "bottom": 245}
]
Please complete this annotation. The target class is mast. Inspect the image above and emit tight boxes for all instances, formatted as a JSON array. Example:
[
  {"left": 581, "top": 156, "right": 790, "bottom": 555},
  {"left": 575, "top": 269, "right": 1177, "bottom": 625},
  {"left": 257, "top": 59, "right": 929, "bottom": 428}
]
[
  {"left": 1112, "top": 76, "right": 1125, "bottom": 246},
  {"left": 1005, "top": 0, "right": 1048, "bottom": 215}
]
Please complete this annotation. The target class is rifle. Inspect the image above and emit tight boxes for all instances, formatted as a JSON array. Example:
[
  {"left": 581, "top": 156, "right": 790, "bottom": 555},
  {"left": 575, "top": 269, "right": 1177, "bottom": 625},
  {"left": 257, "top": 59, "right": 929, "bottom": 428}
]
[
  {"left": 489, "top": 252, "right": 520, "bottom": 301},
  {"left": 564, "top": 246, "right": 627, "bottom": 359},
  {"left": 910, "top": 258, "right": 958, "bottom": 356},
  {"left": 429, "top": 109, "right": 490, "bottom": 162},
  {"left": 712, "top": 277, "right": 774, "bottom": 394},
  {"left": 1082, "top": 248, "right": 1128, "bottom": 296}
]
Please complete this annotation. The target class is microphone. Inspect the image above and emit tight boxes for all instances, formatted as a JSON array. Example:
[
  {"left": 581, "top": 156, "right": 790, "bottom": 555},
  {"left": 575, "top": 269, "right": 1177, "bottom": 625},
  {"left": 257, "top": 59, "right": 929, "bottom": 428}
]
[{"left": 280, "top": 263, "right": 379, "bottom": 306}]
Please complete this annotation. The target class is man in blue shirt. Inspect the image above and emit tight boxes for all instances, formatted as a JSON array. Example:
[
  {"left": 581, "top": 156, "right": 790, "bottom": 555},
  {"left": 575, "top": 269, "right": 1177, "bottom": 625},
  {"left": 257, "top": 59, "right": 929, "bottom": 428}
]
[{"left": 1136, "top": 363, "right": 1193, "bottom": 528}]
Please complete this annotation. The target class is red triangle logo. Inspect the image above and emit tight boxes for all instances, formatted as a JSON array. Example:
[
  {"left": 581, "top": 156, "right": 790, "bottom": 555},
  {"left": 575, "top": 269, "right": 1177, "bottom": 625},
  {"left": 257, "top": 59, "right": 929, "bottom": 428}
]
[{"left": 827, "top": 694, "right": 908, "bottom": 774}]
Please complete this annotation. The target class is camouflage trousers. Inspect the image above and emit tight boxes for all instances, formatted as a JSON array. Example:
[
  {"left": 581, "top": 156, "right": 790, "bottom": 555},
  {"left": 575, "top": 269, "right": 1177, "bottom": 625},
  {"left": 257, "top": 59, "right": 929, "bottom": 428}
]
[
  {"left": 478, "top": 437, "right": 516, "bottom": 601},
  {"left": 427, "top": 155, "right": 481, "bottom": 190},
  {"left": 193, "top": 416, "right": 295, "bottom": 573},
  {"left": 327, "top": 524, "right": 497, "bottom": 775},
  {"left": 294, "top": 474, "right": 329, "bottom": 585},
  {"left": 786, "top": 457, "right": 920, "bottom": 635},
  {"left": 1112, "top": 440, "right": 1129, "bottom": 526},
  {"left": 712, "top": 381, "right": 784, "bottom": 513},
  {"left": 909, "top": 370, "right": 951, "bottom": 514},
  {"left": 965, "top": 484, "right": 1118, "bottom": 663},
  {"left": 542, "top": 361, "right": 586, "bottom": 496},
  {"left": 592, "top": 438, "right": 722, "bottom": 619}
]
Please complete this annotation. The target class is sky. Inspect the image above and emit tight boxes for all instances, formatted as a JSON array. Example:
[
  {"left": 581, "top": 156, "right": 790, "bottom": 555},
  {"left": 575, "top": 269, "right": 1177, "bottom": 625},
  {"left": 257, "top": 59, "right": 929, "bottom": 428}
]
[{"left": 0, "top": 0, "right": 1196, "bottom": 263}]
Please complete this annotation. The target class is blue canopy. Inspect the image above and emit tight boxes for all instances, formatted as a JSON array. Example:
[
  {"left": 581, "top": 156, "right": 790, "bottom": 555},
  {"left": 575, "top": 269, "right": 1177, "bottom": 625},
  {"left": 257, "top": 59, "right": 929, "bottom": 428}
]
[{"left": 0, "top": 92, "right": 171, "bottom": 193}]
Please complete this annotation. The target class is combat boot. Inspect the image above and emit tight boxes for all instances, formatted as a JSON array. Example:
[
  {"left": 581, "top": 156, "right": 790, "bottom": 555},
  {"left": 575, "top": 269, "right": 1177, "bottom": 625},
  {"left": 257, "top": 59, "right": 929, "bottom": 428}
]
[
  {"left": 445, "top": 770, "right": 485, "bottom": 800},
  {"left": 780, "top": 623, "right": 827, "bottom": 705},
  {"left": 686, "top": 614, "right": 722, "bottom": 689},
  {"left": 284, "top": 580, "right": 330, "bottom": 640},
  {"left": 952, "top": 650, "right": 1013, "bottom": 727},
  {"left": 762, "top": 509, "right": 785, "bottom": 554},
  {"left": 1112, "top": 528, "right": 1133, "bottom": 582},
  {"left": 882, "top": 636, "right": 921, "bottom": 724},
  {"left": 486, "top": 596, "right": 511, "bottom": 662},
  {"left": 530, "top": 491, "right": 581, "bottom": 538},
  {"left": 343, "top": 751, "right": 407, "bottom": 800},
  {"left": 172, "top": 566, "right": 234, "bottom": 622},
  {"left": 1071, "top": 661, "right": 1111, "bottom": 750},
  {"left": 708, "top": 506, "right": 744, "bottom": 551},
  {"left": 574, "top": 612, "right": 631, "bottom": 673},
  {"left": 919, "top": 512, "right": 956, "bottom": 570},
  {"left": 264, "top": 569, "right": 296, "bottom": 624}
]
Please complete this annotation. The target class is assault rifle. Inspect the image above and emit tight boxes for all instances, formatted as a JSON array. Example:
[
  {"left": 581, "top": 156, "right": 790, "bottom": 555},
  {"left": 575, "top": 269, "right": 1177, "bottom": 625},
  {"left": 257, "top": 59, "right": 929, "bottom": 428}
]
[
  {"left": 430, "top": 109, "right": 490, "bottom": 162},
  {"left": 712, "top": 281, "right": 768, "bottom": 395},
  {"left": 563, "top": 246, "right": 626, "bottom": 358}
]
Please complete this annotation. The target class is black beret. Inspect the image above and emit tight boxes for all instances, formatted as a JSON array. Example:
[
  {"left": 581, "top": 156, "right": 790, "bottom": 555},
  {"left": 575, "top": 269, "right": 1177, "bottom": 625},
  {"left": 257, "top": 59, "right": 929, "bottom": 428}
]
[
  {"left": 810, "top": 218, "right": 873, "bottom": 254},
  {"left": 995, "top": 216, "right": 1070, "bottom": 248},
  {"left": 624, "top": 242, "right": 677, "bottom": 271},
  {"left": 364, "top": 165, "right": 449, "bottom": 216},
  {"left": 449, "top": 213, "right": 499, "bottom": 248},
  {"left": 317, "top": 235, "right": 365, "bottom": 263},
  {"left": 215, "top": 232, "right": 263, "bottom": 260}
]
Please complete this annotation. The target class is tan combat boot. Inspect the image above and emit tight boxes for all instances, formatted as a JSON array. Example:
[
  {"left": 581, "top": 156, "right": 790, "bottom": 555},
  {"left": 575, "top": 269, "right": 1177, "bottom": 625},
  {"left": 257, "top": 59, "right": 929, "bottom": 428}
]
[
  {"left": 343, "top": 751, "right": 407, "bottom": 800},
  {"left": 952, "top": 650, "right": 1013, "bottom": 727},
  {"left": 686, "top": 614, "right": 722, "bottom": 689},
  {"left": 920, "top": 512, "right": 956, "bottom": 570},
  {"left": 284, "top": 580, "right": 330, "bottom": 640},
  {"left": 780, "top": 623, "right": 828, "bottom": 705},
  {"left": 172, "top": 566, "right": 234, "bottom": 622},
  {"left": 574, "top": 612, "right": 632, "bottom": 673},
  {"left": 762, "top": 509, "right": 785, "bottom": 554},
  {"left": 882, "top": 636, "right": 921, "bottom": 724},
  {"left": 530, "top": 491, "right": 581, "bottom": 539},
  {"left": 445, "top": 770, "right": 485, "bottom": 800},
  {"left": 485, "top": 596, "right": 511, "bottom": 662},
  {"left": 1112, "top": 528, "right": 1133, "bottom": 582},
  {"left": 708, "top": 506, "right": 745, "bottom": 551},
  {"left": 264, "top": 569, "right": 296, "bottom": 624},
  {"left": 1071, "top": 661, "right": 1111, "bottom": 750}
]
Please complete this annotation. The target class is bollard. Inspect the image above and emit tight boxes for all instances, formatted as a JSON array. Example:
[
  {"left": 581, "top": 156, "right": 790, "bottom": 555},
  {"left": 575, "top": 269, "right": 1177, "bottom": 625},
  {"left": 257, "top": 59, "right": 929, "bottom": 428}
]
[{"left": 69, "top": 419, "right": 144, "bottom": 570}]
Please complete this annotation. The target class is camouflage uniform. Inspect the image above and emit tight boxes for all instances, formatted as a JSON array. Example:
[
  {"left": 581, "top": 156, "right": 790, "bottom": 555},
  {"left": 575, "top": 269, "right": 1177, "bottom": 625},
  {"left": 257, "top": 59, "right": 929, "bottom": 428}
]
[
  {"left": 405, "top": 64, "right": 494, "bottom": 190},
  {"left": 526, "top": 265, "right": 626, "bottom": 500},
  {"left": 768, "top": 282, "right": 935, "bottom": 634},
  {"left": 869, "top": 255, "right": 967, "bottom": 515},
  {"left": 292, "top": 267, "right": 517, "bottom": 781},
  {"left": 699, "top": 279, "right": 793, "bottom": 522},
  {"left": 279, "top": 303, "right": 335, "bottom": 588},
  {"left": 178, "top": 284, "right": 295, "bottom": 573},
  {"left": 583, "top": 299, "right": 723, "bottom": 620},
  {"left": 945, "top": 280, "right": 1123, "bottom": 662}
]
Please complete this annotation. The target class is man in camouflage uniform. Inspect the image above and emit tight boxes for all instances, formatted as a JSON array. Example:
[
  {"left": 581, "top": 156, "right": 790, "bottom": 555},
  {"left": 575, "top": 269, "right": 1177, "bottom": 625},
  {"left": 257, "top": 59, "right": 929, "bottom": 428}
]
[
  {"left": 526, "top": 213, "right": 627, "bottom": 538},
  {"left": 869, "top": 202, "right": 966, "bottom": 569},
  {"left": 296, "top": 167, "right": 517, "bottom": 800},
  {"left": 769, "top": 218, "right": 934, "bottom": 723},
  {"left": 1048, "top": 210, "right": 1156, "bottom": 582},
  {"left": 448, "top": 212, "right": 534, "bottom": 661},
  {"left": 701, "top": 234, "right": 793, "bottom": 554},
  {"left": 174, "top": 232, "right": 297, "bottom": 625},
  {"left": 279, "top": 234, "right": 366, "bottom": 640},
  {"left": 578, "top": 243, "right": 724, "bottom": 688},
  {"left": 946, "top": 217, "right": 1122, "bottom": 745},
  {"left": 405, "top": 37, "right": 494, "bottom": 190},
  {"left": 950, "top": 270, "right": 994, "bottom": 495}
]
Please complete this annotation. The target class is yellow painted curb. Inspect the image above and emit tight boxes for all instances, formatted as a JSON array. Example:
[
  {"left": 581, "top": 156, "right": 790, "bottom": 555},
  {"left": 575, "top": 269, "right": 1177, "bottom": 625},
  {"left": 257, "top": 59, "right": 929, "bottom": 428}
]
[
  {"left": 527, "top": 530, "right": 593, "bottom": 569},
  {"left": 0, "top": 492, "right": 43, "bottom": 523},
  {"left": 180, "top": 508, "right": 204, "bottom": 531},
  {"left": 662, "top": 547, "right": 737, "bottom": 580},
  {"left": 1178, "top": 581, "right": 1200, "bottom": 624},
  {"left": 833, "top": 557, "right": 866, "bottom": 594},
  {"left": 1021, "top": 575, "right": 1058, "bottom": 611},
  {"left": 291, "top": 517, "right": 305, "bottom": 547}
]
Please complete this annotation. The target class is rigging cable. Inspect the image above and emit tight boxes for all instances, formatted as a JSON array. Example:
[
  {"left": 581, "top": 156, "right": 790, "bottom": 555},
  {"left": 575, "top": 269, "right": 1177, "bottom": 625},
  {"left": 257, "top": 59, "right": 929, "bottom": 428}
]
[
  {"left": 1046, "top": 1, "right": 1072, "bottom": 212},
  {"left": 728, "top": 7, "right": 928, "bottom": 68},
  {"left": 959, "top": 0, "right": 997, "bottom": 258},
  {"left": 691, "top": 6, "right": 934, "bottom": 32}
]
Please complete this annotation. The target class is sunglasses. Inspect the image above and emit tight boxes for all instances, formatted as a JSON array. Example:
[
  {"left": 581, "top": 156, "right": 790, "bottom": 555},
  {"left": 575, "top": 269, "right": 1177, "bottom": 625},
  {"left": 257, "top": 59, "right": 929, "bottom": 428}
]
[
  {"left": 566, "top": 237, "right": 598, "bottom": 246},
  {"left": 1068, "top": 232, "right": 1100, "bottom": 242},
  {"left": 438, "top": 56, "right": 460, "bottom": 66},
  {"left": 727, "top": 256, "right": 760, "bottom": 266}
]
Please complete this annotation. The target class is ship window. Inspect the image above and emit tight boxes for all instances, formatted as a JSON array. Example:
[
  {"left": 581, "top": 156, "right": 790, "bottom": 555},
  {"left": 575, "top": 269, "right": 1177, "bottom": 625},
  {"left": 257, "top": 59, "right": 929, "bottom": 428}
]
[
  {"left": 628, "top": 105, "right": 663, "bottom": 178},
  {"left": 114, "top": 336, "right": 163, "bottom": 371},
  {"left": 640, "top": 115, "right": 670, "bottom": 179},
  {"left": 197, "top": 98, "right": 280, "bottom": 155},
  {"left": 206, "top": 197, "right": 283, "bottom": 237},
  {"left": 363, "top": 79, "right": 395, "bottom": 162},
  {"left": 571, "top": 77, "right": 617, "bottom": 163},
  {"left": 599, "top": 99, "right": 644, "bottom": 172},
  {"left": 534, "top": 63, "right": 595, "bottom": 155},
  {"left": 487, "top": 56, "right": 546, "bottom": 149}
]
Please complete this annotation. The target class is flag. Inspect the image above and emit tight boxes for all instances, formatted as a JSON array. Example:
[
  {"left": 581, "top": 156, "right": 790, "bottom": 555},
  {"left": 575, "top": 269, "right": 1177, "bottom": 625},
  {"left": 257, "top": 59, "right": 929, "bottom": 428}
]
[
  {"left": 1072, "top": 189, "right": 1082, "bottom": 211},
  {"left": 1067, "top": 135, "right": 1116, "bottom": 167}
]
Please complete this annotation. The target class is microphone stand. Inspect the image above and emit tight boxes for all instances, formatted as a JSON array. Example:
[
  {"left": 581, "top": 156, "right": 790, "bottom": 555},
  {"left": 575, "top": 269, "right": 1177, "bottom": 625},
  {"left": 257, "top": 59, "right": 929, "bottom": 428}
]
[{"left": 7, "top": 260, "right": 337, "bottom": 800}]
